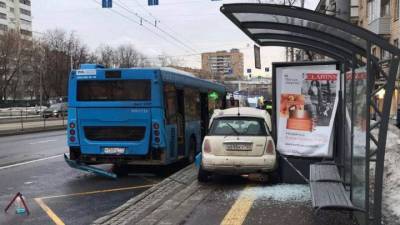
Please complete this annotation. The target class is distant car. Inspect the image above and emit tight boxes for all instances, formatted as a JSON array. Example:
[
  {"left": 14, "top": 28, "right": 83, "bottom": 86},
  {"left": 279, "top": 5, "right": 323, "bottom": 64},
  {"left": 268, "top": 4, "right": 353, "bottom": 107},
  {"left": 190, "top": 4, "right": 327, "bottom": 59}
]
[
  {"left": 41, "top": 103, "right": 68, "bottom": 118},
  {"left": 198, "top": 107, "right": 277, "bottom": 182}
]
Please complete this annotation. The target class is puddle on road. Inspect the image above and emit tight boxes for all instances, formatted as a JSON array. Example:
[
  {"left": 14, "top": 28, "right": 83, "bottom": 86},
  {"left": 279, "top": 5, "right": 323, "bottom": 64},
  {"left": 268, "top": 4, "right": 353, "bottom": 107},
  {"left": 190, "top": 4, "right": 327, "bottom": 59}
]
[{"left": 222, "top": 184, "right": 311, "bottom": 203}]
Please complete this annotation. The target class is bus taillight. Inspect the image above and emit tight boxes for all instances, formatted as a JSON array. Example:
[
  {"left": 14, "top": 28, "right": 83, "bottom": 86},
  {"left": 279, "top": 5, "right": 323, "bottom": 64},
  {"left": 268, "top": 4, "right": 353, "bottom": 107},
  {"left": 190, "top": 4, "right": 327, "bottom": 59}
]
[
  {"left": 69, "top": 122, "right": 76, "bottom": 129},
  {"left": 153, "top": 123, "right": 160, "bottom": 130},
  {"left": 69, "top": 129, "right": 76, "bottom": 135},
  {"left": 69, "top": 136, "right": 76, "bottom": 142}
]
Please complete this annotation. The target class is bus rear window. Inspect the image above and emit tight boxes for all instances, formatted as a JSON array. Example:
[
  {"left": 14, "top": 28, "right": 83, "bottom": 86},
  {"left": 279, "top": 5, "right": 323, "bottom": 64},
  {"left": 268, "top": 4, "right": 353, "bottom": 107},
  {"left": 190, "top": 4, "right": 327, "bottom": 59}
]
[{"left": 77, "top": 80, "right": 151, "bottom": 101}]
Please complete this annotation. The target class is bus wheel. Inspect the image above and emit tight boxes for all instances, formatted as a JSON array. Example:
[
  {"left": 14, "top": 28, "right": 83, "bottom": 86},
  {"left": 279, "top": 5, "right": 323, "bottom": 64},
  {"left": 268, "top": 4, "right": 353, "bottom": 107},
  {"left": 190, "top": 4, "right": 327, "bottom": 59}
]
[
  {"left": 188, "top": 137, "right": 196, "bottom": 164},
  {"left": 112, "top": 164, "right": 129, "bottom": 177}
]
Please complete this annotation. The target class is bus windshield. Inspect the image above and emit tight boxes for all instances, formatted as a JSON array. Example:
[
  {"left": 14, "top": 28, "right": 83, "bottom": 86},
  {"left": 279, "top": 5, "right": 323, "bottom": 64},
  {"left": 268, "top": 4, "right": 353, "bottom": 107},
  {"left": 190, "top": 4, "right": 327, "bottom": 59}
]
[{"left": 77, "top": 80, "right": 151, "bottom": 101}]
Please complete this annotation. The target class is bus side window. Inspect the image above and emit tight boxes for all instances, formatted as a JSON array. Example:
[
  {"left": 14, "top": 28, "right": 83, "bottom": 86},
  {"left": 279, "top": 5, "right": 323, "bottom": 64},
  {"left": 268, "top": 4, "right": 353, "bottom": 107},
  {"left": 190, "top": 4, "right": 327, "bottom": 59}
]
[
  {"left": 164, "top": 84, "right": 177, "bottom": 124},
  {"left": 184, "top": 88, "right": 200, "bottom": 122}
]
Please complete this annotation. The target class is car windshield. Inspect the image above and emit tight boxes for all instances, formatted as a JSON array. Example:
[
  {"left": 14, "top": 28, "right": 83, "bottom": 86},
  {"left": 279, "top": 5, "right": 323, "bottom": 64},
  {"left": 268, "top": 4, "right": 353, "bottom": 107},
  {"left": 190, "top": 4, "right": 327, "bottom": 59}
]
[{"left": 209, "top": 117, "right": 267, "bottom": 136}]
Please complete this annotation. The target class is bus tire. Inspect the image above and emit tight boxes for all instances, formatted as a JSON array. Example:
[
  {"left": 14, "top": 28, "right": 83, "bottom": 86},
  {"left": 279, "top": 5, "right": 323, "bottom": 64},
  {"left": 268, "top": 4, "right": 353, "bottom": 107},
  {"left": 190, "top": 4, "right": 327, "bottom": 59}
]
[
  {"left": 112, "top": 164, "right": 129, "bottom": 177},
  {"left": 197, "top": 166, "right": 211, "bottom": 182},
  {"left": 188, "top": 136, "right": 196, "bottom": 164}
]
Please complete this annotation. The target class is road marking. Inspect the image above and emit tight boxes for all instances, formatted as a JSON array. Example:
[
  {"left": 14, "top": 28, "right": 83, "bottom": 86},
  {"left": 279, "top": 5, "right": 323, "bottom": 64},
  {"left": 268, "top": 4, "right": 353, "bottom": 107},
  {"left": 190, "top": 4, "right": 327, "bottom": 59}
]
[
  {"left": 0, "top": 154, "right": 64, "bottom": 171},
  {"left": 29, "top": 139, "right": 57, "bottom": 145},
  {"left": 220, "top": 186, "right": 255, "bottom": 225},
  {"left": 35, "top": 184, "right": 154, "bottom": 225},
  {"left": 39, "top": 184, "right": 154, "bottom": 200},
  {"left": 34, "top": 198, "right": 66, "bottom": 225}
]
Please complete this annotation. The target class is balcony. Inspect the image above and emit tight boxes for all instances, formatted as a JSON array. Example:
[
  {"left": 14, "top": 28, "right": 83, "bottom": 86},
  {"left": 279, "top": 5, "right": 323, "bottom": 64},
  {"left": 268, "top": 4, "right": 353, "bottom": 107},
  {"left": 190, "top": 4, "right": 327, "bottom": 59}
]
[{"left": 368, "top": 16, "right": 391, "bottom": 35}]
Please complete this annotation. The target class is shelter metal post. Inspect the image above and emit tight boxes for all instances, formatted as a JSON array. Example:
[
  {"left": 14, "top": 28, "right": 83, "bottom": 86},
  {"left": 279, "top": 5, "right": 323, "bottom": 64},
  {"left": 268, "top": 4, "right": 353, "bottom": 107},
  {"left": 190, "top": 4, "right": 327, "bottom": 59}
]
[{"left": 371, "top": 55, "right": 400, "bottom": 224}]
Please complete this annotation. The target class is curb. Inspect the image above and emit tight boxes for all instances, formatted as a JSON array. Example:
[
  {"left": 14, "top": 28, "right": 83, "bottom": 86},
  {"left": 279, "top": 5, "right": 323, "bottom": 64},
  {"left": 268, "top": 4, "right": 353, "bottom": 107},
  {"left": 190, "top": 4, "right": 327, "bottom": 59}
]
[
  {"left": 92, "top": 164, "right": 198, "bottom": 225},
  {"left": 0, "top": 126, "right": 66, "bottom": 137}
]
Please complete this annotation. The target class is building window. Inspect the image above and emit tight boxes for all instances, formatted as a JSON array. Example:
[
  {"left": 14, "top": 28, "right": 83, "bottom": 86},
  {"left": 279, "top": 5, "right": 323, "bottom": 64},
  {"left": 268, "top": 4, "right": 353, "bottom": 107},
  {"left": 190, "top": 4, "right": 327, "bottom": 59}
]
[
  {"left": 10, "top": 7, "right": 14, "bottom": 13},
  {"left": 19, "top": 0, "right": 30, "bottom": 6},
  {"left": 0, "top": 23, "right": 7, "bottom": 31},
  {"left": 394, "top": 39, "right": 399, "bottom": 48},
  {"left": 0, "top": 13, "right": 6, "bottom": 20},
  {"left": 397, "top": 0, "right": 400, "bottom": 19},
  {"left": 20, "top": 8, "right": 30, "bottom": 16},
  {"left": 0, "top": 1, "right": 5, "bottom": 8},
  {"left": 368, "top": 0, "right": 378, "bottom": 22},
  {"left": 20, "top": 18, "right": 30, "bottom": 25},
  {"left": 20, "top": 29, "right": 32, "bottom": 36}
]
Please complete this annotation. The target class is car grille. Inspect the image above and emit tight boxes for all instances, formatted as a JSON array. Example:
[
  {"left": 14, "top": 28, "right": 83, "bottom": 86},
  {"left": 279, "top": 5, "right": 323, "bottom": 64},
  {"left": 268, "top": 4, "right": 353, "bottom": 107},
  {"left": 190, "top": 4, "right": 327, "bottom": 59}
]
[{"left": 84, "top": 126, "right": 146, "bottom": 141}]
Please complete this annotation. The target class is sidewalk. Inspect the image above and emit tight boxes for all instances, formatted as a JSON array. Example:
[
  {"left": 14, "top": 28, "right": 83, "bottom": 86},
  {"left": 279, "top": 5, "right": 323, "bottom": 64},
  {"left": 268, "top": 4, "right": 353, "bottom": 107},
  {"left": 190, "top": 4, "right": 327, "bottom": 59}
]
[
  {"left": 92, "top": 167, "right": 356, "bottom": 225},
  {"left": 92, "top": 125, "right": 400, "bottom": 225}
]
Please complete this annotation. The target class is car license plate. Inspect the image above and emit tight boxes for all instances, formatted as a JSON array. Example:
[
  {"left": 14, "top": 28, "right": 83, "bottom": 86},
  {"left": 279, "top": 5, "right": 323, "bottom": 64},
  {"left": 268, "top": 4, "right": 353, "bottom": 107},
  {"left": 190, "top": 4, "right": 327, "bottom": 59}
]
[
  {"left": 103, "top": 147, "right": 125, "bottom": 154},
  {"left": 225, "top": 143, "right": 252, "bottom": 151}
]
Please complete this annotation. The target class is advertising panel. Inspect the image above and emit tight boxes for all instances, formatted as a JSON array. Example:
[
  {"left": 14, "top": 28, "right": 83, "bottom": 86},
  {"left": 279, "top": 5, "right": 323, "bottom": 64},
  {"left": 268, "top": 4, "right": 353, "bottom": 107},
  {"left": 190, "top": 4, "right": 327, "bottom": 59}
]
[{"left": 276, "top": 68, "right": 340, "bottom": 157}]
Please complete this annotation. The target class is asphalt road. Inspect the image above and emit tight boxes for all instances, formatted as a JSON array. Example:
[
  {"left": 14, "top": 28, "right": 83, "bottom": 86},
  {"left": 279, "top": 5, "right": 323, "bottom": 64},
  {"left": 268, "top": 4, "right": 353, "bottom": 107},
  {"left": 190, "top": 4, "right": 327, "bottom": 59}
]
[{"left": 0, "top": 131, "right": 176, "bottom": 225}]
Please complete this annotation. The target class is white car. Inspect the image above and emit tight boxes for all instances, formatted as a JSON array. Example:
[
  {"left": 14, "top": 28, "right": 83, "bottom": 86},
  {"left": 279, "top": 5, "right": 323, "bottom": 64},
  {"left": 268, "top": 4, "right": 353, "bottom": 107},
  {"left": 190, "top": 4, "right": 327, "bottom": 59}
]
[{"left": 198, "top": 107, "right": 277, "bottom": 182}]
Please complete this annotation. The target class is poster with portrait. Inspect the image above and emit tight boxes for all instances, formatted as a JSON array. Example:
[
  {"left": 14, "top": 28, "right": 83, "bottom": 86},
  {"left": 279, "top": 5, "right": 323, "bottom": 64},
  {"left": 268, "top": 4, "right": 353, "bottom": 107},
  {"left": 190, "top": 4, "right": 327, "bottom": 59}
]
[{"left": 276, "top": 69, "right": 340, "bottom": 157}]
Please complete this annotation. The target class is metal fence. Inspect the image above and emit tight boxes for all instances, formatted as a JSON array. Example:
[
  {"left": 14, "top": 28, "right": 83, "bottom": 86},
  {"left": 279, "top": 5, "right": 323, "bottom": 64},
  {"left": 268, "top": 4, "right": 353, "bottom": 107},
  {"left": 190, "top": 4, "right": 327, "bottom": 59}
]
[{"left": 0, "top": 108, "right": 67, "bottom": 135}]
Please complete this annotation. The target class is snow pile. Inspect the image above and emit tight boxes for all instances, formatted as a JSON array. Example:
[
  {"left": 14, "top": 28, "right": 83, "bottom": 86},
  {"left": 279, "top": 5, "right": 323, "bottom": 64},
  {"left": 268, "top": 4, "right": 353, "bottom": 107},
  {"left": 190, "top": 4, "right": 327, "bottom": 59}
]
[
  {"left": 223, "top": 184, "right": 310, "bottom": 203},
  {"left": 382, "top": 124, "right": 400, "bottom": 224}
]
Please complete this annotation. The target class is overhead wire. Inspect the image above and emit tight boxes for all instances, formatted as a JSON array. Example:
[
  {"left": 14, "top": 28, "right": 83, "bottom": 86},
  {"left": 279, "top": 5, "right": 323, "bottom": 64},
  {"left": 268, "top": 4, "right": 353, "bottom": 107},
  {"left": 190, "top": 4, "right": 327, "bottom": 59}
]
[
  {"left": 121, "top": 0, "right": 199, "bottom": 50},
  {"left": 90, "top": 0, "right": 195, "bottom": 53},
  {"left": 113, "top": 0, "right": 198, "bottom": 53}
]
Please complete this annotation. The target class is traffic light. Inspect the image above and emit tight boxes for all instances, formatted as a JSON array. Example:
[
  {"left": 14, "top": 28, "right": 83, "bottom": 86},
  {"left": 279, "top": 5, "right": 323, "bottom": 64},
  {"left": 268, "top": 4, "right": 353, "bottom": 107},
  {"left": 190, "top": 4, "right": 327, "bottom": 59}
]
[{"left": 102, "top": 0, "right": 112, "bottom": 8}]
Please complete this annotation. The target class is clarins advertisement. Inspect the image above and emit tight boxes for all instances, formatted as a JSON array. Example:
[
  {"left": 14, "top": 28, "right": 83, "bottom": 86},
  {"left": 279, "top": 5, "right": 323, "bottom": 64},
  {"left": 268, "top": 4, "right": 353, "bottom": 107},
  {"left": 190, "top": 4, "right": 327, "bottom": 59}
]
[{"left": 276, "top": 69, "right": 340, "bottom": 157}]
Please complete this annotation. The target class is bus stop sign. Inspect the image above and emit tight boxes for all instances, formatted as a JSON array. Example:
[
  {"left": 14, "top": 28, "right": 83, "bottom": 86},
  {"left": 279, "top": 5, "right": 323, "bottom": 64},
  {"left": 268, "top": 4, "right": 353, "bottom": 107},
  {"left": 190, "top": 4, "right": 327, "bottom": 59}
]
[
  {"left": 148, "top": 0, "right": 159, "bottom": 6},
  {"left": 102, "top": 0, "right": 112, "bottom": 8}
]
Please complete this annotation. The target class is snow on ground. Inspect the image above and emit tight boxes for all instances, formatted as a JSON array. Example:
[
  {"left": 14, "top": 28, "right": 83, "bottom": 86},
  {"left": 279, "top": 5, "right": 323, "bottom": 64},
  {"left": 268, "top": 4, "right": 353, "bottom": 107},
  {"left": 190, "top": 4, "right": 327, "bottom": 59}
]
[{"left": 382, "top": 124, "right": 400, "bottom": 225}]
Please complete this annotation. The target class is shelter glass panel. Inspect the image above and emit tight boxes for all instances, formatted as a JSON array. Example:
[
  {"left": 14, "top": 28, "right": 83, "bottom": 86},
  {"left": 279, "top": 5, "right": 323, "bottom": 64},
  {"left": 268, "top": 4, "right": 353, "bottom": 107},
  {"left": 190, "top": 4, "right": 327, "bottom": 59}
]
[{"left": 351, "top": 67, "right": 368, "bottom": 213}]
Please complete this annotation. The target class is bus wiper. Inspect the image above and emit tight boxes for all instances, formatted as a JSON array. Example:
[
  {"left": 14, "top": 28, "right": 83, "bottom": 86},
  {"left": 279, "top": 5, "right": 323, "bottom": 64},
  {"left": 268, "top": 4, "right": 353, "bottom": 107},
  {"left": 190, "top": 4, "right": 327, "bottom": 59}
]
[{"left": 226, "top": 123, "right": 241, "bottom": 135}]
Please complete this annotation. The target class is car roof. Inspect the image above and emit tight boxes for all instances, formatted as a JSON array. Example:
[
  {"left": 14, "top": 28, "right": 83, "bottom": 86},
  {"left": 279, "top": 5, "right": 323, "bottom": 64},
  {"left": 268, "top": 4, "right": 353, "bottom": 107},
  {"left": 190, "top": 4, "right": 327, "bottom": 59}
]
[{"left": 210, "top": 107, "right": 272, "bottom": 130}]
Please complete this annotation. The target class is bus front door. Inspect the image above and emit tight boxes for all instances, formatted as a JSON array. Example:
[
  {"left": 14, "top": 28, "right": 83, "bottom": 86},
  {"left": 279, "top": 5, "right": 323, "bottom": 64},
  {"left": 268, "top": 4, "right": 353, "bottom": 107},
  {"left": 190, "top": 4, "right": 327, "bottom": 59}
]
[
  {"left": 176, "top": 89, "right": 185, "bottom": 157},
  {"left": 200, "top": 93, "right": 209, "bottom": 140}
]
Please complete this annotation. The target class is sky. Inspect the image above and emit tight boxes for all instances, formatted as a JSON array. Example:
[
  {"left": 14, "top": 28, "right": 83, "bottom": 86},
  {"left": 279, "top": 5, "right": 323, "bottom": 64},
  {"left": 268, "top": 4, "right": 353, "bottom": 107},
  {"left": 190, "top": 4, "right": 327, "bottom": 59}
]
[{"left": 32, "top": 0, "right": 319, "bottom": 77}]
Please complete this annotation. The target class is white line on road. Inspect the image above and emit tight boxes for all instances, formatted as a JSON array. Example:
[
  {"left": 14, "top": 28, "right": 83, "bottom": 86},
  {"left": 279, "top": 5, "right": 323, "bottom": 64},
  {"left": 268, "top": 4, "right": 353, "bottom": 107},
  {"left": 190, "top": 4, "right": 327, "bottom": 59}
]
[
  {"left": 0, "top": 154, "right": 64, "bottom": 171},
  {"left": 29, "top": 139, "right": 57, "bottom": 145}
]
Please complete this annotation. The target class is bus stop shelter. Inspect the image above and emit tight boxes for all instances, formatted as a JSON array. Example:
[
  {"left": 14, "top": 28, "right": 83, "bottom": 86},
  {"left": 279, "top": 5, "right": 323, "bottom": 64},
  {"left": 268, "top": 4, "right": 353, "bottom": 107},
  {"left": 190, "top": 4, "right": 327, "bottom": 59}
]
[{"left": 221, "top": 3, "right": 400, "bottom": 225}]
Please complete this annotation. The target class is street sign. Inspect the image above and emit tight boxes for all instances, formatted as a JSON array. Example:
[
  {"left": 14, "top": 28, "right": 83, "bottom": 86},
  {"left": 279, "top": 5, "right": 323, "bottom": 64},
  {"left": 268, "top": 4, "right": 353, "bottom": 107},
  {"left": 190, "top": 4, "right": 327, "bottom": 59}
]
[
  {"left": 265, "top": 67, "right": 270, "bottom": 72},
  {"left": 247, "top": 68, "right": 252, "bottom": 73},
  {"left": 227, "top": 68, "right": 233, "bottom": 75},
  {"left": 148, "top": 0, "right": 159, "bottom": 6},
  {"left": 102, "top": 0, "right": 112, "bottom": 8}
]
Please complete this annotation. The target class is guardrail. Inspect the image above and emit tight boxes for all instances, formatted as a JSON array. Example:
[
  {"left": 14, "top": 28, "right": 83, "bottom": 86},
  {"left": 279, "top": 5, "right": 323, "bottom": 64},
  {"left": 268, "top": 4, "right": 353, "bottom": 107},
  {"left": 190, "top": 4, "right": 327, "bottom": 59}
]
[{"left": 0, "top": 109, "right": 67, "bottom": 136}]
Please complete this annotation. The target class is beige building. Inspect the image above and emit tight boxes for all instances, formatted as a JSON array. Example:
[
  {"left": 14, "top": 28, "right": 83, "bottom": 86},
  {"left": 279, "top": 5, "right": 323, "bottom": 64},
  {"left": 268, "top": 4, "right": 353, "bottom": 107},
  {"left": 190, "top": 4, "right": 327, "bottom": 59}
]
[
  {"left": 316, "top": 0, "right": 400, "bottom": 117},
  {"left": 0, "top": 0, "right": 32, "bottom": 37},
  {"left": 201, "top": 49, "right": 244, "bottom": 80},
  {"left": 317, "top": 0, "right": 399, "bottom": 50}
]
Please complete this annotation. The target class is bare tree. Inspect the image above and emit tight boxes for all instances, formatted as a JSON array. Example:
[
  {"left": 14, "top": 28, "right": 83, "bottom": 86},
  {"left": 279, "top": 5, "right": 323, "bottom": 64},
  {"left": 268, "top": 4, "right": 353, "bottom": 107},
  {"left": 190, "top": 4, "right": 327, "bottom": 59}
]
[
  {"left": 96, "top": 44, "right": 115, "bottom": 67},
  {"left": 114, "top": 44, "right": 147, "bottom": 68},
  {"left": 158, "top": 54, "right": 182, "bottom": 67},
  {"left": 0, "top": 30, "right": 31, "bottom": 102}
]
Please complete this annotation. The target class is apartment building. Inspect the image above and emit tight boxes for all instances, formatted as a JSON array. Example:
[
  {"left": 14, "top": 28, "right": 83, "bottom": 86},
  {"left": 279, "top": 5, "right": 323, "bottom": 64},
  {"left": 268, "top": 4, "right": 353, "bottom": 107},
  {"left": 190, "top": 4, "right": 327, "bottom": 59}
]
[
  {"left": 0, "top": 0, "right": 32, "bottom": 37},
  {"left": 201, "top": 49, "right": 244, "bottom": 80},
  {"left": 315, "top": 0, "right": 400, "bottom": 117}
]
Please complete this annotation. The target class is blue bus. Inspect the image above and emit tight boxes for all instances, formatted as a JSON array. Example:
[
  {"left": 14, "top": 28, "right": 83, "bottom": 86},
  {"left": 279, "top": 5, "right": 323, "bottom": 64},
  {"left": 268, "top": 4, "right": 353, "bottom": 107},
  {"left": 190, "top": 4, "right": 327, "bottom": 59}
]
[{"left": 66, "top": 64, "right": 225, "bottom": 173}]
